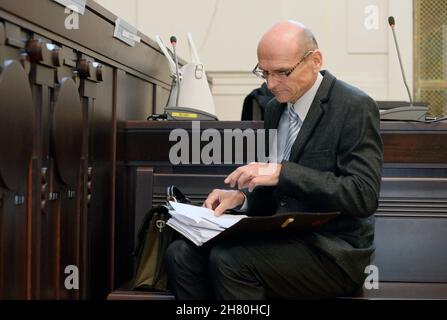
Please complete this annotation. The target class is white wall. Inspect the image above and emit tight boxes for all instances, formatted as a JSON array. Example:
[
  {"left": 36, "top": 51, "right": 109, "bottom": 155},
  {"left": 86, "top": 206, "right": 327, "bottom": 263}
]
[{"left": 95, "top": 0, "right": 413, "bottom": 120}]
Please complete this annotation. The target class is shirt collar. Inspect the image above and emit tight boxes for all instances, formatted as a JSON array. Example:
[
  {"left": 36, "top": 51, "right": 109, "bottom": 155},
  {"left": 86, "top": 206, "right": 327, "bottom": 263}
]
[{"left": 288, "top": 72, "right": 324, "bottom": 121}]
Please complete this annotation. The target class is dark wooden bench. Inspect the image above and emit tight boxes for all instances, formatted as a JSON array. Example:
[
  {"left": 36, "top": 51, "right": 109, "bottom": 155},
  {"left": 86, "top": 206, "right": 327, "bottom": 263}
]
[
  {"left": 354, "top": 283, "right": 447, "bottom": 300},
  {"left": 356, "top": 177, "right": 447, "bottom": 300},
  {"left": 108, "top": 283, "right": 447, "bottom": 300},
  {"left": 112, "top": 121, "right": 447, "bottom": 300},
  {"left": 109, "top": 175, "right": 447, "bottom": 300}
]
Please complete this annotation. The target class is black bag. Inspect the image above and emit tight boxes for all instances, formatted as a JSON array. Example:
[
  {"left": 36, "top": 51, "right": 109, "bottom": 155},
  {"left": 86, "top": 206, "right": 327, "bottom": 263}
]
[{"left": 132, "top": 186, "right": 190, "bottom": 291}]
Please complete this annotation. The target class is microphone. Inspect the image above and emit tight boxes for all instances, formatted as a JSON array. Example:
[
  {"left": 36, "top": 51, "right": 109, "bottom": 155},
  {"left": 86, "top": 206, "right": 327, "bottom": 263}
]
[
  {"left": 380, "top": 16, "right": 428, "bottom": 121},
  {"left": 152, "top": 34, "right": 218, "bottom": 121},
  {"left": 388, "top": 16, "right": 395, "bottom": 27},
  {"left": 388, "top": 16, "right": 412, "bottom": 105},
  {"left": 170, "top": 35, "right": 181, "bottom": 107}
]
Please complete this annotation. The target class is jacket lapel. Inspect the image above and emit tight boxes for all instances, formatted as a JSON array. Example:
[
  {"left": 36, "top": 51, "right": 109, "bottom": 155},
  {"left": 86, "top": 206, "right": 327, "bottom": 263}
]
[
  {"left": 265, "top": 101, "right": 286, "bottom": 130},
  {"left": 288, "top": 70, "right": 337, "bottom": 161}
]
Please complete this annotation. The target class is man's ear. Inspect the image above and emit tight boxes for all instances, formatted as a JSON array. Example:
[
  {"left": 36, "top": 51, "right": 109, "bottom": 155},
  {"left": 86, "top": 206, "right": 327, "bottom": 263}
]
[{"left": 312, "top": 50, "right": 323, "bottom": 71}]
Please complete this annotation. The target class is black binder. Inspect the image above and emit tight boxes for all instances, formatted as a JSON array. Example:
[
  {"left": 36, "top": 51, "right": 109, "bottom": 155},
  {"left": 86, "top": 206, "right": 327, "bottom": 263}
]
[{"left": 204, "top": 211, "right": 340, "bottom": 247}]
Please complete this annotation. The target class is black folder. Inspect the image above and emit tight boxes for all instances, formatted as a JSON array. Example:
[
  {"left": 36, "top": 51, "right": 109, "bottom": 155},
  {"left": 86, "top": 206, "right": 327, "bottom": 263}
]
[{"left": 204, "top": 211, "right": 340, "bottom": 246}]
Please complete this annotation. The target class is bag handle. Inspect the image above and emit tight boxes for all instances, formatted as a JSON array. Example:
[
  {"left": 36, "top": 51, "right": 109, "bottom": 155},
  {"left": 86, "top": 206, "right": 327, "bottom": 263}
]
[{"left": 166, "top": 185, "right": 191, "bottom": 204}]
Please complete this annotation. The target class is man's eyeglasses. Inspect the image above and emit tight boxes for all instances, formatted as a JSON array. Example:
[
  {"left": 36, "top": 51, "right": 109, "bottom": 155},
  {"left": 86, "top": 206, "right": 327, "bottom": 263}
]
[{"left": 252, "top": 50, "right": 315, "bottom": 80}]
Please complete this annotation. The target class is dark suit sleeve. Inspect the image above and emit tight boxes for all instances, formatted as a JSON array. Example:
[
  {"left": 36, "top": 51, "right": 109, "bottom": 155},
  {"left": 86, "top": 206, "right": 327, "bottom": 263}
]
[
  {"left": 241, "top": 186, "right": 277, "bottom": 216},
  {"left": 275, "top": 96, "right": 383, "bottom": 217}
]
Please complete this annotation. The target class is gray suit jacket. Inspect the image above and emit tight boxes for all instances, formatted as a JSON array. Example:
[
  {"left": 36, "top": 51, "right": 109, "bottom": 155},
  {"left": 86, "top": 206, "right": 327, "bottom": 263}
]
[{"left": 244, "top": 70, "right": 384, "bottom": 285}]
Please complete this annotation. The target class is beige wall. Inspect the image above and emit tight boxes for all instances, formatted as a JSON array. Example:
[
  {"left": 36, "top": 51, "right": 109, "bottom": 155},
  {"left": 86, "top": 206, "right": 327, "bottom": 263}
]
[{"left": 95, "top": 0, "right": 413, "bottom": 120}]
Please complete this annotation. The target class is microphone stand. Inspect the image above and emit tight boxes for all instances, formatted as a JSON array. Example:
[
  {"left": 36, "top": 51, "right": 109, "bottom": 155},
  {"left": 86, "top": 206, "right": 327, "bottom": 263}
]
[
  {"left": 171, "top": 36, "right": 181, "bottom": 108},
  {"left": 380, "top": 16, "right": 428, "bottom": 121},
  {"left": 389, "top": 21, "right": 413, "bottom": 106}
]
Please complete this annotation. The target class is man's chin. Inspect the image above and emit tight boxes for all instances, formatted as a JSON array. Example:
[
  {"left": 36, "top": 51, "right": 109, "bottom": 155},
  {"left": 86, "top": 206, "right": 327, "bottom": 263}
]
[
  {"left": 272, "top": 92, "right": 292, "bottom": 104},
  {"left": 275, "top": 97, "right": 289, "bottom": 104}
]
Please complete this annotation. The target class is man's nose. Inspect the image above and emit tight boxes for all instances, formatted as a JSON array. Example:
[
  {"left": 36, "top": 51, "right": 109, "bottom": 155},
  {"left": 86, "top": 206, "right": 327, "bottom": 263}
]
[{"left": 266, "top": 75, "right": 279, "bottom": 91}]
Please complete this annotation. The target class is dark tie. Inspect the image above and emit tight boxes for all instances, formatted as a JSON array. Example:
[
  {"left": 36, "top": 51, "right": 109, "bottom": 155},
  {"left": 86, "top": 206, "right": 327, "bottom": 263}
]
[{"left": 283, "top": 105, "right": 302, "bottom": 161}]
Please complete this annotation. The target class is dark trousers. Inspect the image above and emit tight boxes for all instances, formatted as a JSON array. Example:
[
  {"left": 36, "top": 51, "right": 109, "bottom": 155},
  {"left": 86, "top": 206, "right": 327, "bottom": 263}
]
[{"left": 164, "top": 236, "right": 360, "bottom": 300}]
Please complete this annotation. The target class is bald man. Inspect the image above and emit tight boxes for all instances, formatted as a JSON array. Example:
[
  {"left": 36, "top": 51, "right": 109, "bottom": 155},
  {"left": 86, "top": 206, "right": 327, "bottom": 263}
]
[{"left": 165, "top": 21, "right": 383, "bottom": 299}]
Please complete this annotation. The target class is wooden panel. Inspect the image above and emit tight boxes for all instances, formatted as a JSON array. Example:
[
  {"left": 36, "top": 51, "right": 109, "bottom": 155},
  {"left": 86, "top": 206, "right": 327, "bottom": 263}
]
[
  {"left": 0, "top": 197, "right": 28, "bottom": 299},
  {"left": 0, "top": 60, "right": 33, "bottom": 299},
  {"left": 372, "top": 217, "right": 447, "bottom": 282},
  {"left": 58, "top": 196, "right": 80, "bottom": 300},
  {"left": 134, "top": 168, "right": 154, "bottom": 245},
  {"left": 0, "top": 60, "right": 33, "bottom": 191},
  {"left": 381, "top": 121, "right": 447, "bottom": 163},
  {"left": 52, "top": 78, "right": 83, "bottom": 188},
  {"left": 116, "top": 70, "right": 154, "bottom": 121},
  {"left": 373, "top": 177, "right": 447, "bottom": 283},
  {"left": 86, "top": 63, "right": 115, "bottom": 299},
  {"left": 114, "top": 165, "right": 130, "bottom": 289},
  {"left": 356, "top": 282, "right": 447, "bottom": 299},
  {"left": 382, "top": 133, "right": 447, "bottom": 163},
  {"left": 51, "top": 76, "right": 83, "bottom": 300},
  {"left": 114, "top": 166, "right": 153, "bottom": 289},
  {"left": 117, "top": 121, "right": 265, "bottom": 163},
  {"left": 117, "top": 120, "right": 447, "bottom": 164},
  {"left": 39, "top": 193, "right": 60, "bottom": 299},
  {"left": 378, "top": 177, "right": 447, "bottom": 215}
]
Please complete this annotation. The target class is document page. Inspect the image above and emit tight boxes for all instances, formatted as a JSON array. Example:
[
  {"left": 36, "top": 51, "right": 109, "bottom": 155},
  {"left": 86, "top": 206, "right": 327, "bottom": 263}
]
[{"left": 167, "top": 201, "right": 247, "bottom": 246}]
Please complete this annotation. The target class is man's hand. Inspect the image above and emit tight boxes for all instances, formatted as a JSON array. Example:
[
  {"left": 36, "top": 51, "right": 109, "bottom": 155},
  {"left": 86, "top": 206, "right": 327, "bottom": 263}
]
[
  {"left": 203, "top": 189, "right": 245, "bottom": 217},
  {"left": 224, "top": 162, "right": 282, "bottom": 192}
]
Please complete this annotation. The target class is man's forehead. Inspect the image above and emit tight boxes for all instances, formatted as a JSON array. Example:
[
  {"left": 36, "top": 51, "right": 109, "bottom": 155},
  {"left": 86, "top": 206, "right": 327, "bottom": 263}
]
[
  {"left": 258, "top": 39, "right": 301, "bottom": 60},
  {"left": 257, "top": 58, "right": 294, "bottom": 71},
  {"left": 258, "top": 47, "right": 301, "bottom": 64}
]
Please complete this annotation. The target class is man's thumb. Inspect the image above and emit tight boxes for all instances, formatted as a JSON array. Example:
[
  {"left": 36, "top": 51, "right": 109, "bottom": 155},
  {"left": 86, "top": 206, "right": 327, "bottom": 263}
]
[{"left": 214, "top": 201, "right": 228, "bottom": 217}]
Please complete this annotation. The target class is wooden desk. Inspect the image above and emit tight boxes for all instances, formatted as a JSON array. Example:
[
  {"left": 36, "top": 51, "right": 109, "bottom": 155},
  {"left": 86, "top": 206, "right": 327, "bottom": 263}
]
[{"left": 0, "top": 0, "right": 172, "bottom": 299}]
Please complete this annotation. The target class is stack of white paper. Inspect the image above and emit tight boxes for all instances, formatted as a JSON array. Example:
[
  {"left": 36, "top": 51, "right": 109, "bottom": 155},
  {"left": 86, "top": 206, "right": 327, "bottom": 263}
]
[{"left": 167, "top": 201, "right": 247, "bottom": 246}]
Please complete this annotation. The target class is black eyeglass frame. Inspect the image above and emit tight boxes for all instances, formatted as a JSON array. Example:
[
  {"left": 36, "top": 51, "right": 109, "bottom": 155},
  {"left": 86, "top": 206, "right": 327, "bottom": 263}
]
[{"left": 252, "top": 50, "right": 315, "bottom": 80}]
